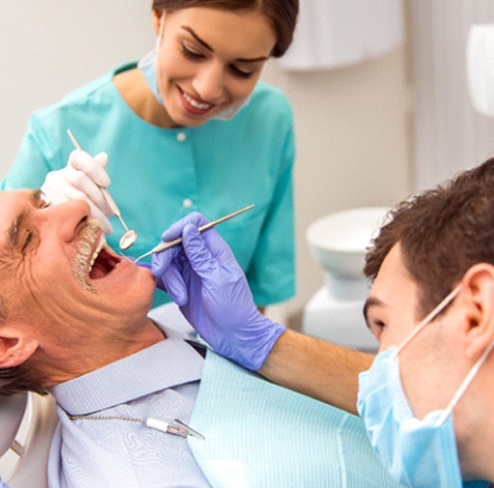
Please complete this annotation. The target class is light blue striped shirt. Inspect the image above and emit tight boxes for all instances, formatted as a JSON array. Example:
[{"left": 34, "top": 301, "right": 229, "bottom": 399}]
[{"left": 48, "top": 327, "right": 209, "bottom": 487}]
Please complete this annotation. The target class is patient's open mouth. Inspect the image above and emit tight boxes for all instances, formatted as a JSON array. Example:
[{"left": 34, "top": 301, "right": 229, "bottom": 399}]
[
  {"left": 88, "top": 239, "right": 120, "bottom": 280},
  {"left": 72, "top": 217, "right": 122, "bottom": 291}
]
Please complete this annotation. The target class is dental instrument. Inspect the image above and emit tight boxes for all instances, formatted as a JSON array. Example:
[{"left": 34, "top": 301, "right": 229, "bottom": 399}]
[
  {"left": 134, "top": 204, "right": 255, "bottom": 263},
  {"left": 66, "top": 129, "right": 138, "bottom": 250},
  {"left": 68, "top": 413, "right": 205, "bottom": 440}
]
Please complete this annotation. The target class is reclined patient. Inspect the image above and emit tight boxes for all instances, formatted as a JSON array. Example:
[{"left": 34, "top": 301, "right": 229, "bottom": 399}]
[{"left": 0, "top": 189, "right": 399, "bottom": 487}]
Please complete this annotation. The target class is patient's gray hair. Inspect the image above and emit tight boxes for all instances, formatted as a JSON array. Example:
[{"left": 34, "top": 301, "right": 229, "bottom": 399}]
[{"left": 0, "top": 365, "right": 48, "bottom": 396}]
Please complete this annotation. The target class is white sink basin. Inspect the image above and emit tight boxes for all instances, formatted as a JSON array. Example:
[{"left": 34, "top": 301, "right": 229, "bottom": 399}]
[{"left": 306, "top": 207, "right": 390, "bottom": 280}]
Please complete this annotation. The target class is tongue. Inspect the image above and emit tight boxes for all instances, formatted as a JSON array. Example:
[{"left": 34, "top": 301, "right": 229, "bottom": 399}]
[{"left": 90, "top": 262, "right": 108, "bottom": 280}]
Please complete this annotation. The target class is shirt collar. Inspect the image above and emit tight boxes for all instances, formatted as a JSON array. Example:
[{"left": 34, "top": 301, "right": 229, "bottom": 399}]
[{"left": 50, "top": 326, "right": 203, "bottom": 416}]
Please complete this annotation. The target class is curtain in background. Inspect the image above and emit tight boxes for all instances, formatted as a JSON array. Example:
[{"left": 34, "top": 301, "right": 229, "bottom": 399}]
[
  {"left": 279, "top": 0, "right": 403, "bottom": 71},
  {"left": 409, "top": 0, "right": 494, "bottom": 190}
]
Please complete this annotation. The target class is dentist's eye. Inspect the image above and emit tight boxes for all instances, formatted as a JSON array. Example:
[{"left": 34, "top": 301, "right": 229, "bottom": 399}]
[
  {"left": 369, "top": 319, "right": 386, "bottom": 338},
  {"left": 229, "top": 65, "right": 254, "bottom": 79},
  {"left": 181, "top": 43, "right": 203, "bottom": 60}
]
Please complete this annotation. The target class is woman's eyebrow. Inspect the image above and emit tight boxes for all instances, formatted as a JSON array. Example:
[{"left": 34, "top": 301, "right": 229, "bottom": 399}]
[
  {"left": 180, "top": 26, "right": 269, "bottom": 63},
  {"left": 181, "top": 26, "right": 212, "bottom": 51}
]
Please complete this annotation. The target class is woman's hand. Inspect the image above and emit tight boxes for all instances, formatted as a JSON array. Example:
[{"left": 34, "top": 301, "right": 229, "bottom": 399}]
[{"left": 41, "top": 149, "right": 114, "bottom": 233}]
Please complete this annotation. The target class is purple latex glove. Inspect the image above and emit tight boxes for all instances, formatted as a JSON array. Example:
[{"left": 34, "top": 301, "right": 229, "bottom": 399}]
[{"left": 150, "top": 212, "right": 286, "bottom": 371}]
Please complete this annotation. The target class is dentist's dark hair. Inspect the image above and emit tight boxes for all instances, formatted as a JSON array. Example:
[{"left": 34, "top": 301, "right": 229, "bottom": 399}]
[
  {"left": 151, "top": 0, "right": 298, "bottom": 57},
  {"left": 364, "top": 157, "right": 494, "bottom": 317}
]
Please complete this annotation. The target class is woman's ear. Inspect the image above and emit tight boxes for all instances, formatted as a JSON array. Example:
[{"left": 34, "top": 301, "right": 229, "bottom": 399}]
[
  {"left": 151, "top": 8, "right": 165, "bottom": 36},
  {"left": 460, "top": 263, "right": 494, "bottom": 359},
  {"left": 0, "top": 328, "right": 38, "bottom": 368}
]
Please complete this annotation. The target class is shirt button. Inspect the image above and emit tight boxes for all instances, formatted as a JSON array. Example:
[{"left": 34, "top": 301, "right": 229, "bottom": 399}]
[
  {"left": 177, "top": 132, "right": 187, "bottom": 142},
  {"left": 183, "top": 199, "right": 193, "bottom": 208}
]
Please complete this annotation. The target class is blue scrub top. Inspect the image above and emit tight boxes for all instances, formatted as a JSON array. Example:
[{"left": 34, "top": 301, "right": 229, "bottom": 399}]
[{"left": 2, "top": 62, "right": 296, "bottom": 308}]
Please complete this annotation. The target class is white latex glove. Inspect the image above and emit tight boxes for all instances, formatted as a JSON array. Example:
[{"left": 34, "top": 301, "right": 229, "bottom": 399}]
[{"left": 41, "top": 150, "right": 114, "bottom": 233}]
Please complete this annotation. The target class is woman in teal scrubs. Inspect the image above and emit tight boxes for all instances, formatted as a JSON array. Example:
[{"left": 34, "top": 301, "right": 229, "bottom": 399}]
[{"left": 1, "top": 0, "right": 298, "bottom": 308}]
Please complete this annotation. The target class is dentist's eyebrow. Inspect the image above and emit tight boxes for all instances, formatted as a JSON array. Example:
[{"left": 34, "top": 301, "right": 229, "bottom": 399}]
[
  {"left": 7, "top": 190, "right": 41, "bottom": 247},
  {"left": 181, "top": 26, "right": 269, "bottom": 63}
]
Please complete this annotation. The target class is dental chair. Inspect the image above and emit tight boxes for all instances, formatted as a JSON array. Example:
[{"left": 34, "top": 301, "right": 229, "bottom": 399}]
[{"left": 0, "top": 393, "right": 58, "bottom": 488}]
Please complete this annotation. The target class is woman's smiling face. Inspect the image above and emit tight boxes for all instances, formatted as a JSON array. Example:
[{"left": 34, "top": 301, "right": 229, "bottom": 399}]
[{"left": 153, "top": 7, "right": 276, "bottom": 126}]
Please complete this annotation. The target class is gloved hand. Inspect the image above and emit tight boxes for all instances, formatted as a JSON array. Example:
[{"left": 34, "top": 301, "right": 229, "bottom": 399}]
[
  {"left": 150, "top": 212, "right": 286, "bottom": 371},
  {"left": 41, "top": 149, "right": 114, "bottom": 233}
]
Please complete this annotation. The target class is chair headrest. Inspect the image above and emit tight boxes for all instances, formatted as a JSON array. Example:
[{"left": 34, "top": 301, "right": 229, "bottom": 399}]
[{"left": 0, "top": 393, "right": 28, "bottom": 455}]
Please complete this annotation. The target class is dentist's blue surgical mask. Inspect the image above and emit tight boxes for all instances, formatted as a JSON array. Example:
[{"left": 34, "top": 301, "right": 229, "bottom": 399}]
[
  {"left": 357, "top": 285, "right": 492, "bottom": 488},
  {"left": 138, "top": 13, "right": 249, "bottom": 122}
]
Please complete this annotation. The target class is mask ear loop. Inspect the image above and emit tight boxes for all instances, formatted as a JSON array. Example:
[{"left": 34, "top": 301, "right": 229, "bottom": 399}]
[
  {"left": 153, "top": 11, "right": 166, "bottom": 104},
  {"left": 437, "top": 336, "right": 494, "bottom": 424},
  {"left": 155, "top": 11, "right": 166, "bottom": 52},
  {"left": 393, "top": 285, "right": 462, "bottom": 358}
]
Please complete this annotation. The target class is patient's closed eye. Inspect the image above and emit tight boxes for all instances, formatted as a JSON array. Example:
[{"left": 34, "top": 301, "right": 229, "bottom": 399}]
[{"left": 21, "top": 231, "right": 34, "bottom": 253}]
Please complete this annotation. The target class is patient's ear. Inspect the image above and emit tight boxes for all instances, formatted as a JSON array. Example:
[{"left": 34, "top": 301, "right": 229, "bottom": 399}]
[
  {"left": 460, "top": 264, "right": 494, "bottom": 359},
  {"left": 0, "top": 327, "right": 39, "bottom": 368}
]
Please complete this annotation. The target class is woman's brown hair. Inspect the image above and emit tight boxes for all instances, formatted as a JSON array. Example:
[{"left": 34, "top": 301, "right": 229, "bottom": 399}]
[{"left": 152, "top": 0, "right": 298, "bottom": 57}]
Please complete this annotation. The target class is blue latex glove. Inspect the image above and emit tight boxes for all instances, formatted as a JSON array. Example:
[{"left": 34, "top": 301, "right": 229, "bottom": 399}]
[{"left": 150, "top": 212, "right": 286, "bottom": 371}]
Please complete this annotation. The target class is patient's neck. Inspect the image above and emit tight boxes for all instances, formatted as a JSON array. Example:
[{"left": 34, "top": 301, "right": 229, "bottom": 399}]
[{"left": 38, "top": 317, "right": 167, "bottom": 388}]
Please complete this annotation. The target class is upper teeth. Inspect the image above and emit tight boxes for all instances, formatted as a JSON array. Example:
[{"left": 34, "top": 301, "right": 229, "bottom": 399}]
[
  {"left": 89, "top": 237, "right": 106, "bottom": 274},
  {"left": 183, "top": 91, "right": 211, "bottom": 110}
]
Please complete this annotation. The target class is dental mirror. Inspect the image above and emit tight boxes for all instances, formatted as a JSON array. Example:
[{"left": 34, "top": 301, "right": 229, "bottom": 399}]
[
  {"left": 67, "top": 129, "right": 138, "bottom": 250},
  {"left": 118, "top": 227, "right": 138, "bottom": 250}
]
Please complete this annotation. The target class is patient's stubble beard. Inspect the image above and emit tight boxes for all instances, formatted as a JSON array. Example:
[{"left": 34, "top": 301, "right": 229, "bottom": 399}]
[{"left": 71, "top": 218, "right": 104, "bottom": 292}]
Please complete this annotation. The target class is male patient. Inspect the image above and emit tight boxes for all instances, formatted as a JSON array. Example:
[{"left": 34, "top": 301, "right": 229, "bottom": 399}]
[{"left": 0, "top": 190, "right": 208, "bottom": 486}]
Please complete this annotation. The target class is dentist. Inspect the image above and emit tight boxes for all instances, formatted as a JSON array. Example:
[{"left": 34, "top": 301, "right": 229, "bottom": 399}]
[{"left": 149, "top": 157, "right": 494, "bottom": 488}]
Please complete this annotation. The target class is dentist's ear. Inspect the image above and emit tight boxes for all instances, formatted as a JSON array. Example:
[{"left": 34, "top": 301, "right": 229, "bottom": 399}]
[
  {"left": 460, "top": 263, "right": 494, "bottom": 359},
  {"left": 0, "top": 328, "right": 39, "bottom": 368},
  {"left": 151, "top": 8, "right": 165, "bottom": 37}
]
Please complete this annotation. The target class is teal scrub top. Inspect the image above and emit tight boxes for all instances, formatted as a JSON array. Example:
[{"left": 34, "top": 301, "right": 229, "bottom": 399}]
[{"left": 2, "top": 63, "right": 296, "bottom": 308}]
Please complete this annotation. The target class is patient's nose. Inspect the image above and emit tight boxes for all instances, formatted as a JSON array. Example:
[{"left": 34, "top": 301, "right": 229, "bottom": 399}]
[{"left": 40, "top": 199, "right": 92, "bottom": 241}]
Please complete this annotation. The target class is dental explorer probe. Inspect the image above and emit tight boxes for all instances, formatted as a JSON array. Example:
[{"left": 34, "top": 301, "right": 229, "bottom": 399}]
[
  {"left": 134, "top": 204, "right": 255, "bottom": 263},
  {"left": 66, "top": 129, "right": 138, "bottom": 250}
]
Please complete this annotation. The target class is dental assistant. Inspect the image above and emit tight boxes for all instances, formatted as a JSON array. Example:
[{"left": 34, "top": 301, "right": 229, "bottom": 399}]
[
  {"left": 147, "top": 157, "right": 494, "bottom": 487},
  {"left": 1, "top": 0, "right": 298, "bottom": 308}
]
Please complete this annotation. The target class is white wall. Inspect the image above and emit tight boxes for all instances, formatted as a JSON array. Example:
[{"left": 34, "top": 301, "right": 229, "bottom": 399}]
[
  {"left": 0, "top": 1, "right": 412, "bottom": 322},
  {"left": 263, "top": 48, "right": 411, "bottom": 318},
  {"left": 0, "top": 1, "right": 154, "bottom": 166}
]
